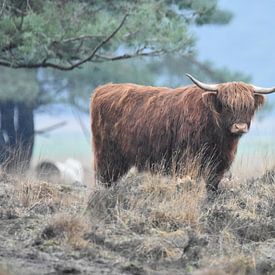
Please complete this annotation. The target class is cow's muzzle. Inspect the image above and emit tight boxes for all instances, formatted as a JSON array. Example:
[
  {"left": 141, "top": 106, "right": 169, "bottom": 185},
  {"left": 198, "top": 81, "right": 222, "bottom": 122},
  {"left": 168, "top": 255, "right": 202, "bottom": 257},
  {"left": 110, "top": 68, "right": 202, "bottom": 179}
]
[{"left": 230, "top": 123, "right": 248, "bottom": 134}]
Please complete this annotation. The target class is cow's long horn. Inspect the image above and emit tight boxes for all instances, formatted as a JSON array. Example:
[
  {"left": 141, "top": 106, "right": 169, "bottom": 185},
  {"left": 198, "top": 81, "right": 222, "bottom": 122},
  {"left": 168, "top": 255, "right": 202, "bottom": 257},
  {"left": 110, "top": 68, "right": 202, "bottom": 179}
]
[
  {"left": 252, "top": 85, "right": 275, "bottom": 95},
  {"left": 186, "top": 74, "right": 218, "bottom": 92}
]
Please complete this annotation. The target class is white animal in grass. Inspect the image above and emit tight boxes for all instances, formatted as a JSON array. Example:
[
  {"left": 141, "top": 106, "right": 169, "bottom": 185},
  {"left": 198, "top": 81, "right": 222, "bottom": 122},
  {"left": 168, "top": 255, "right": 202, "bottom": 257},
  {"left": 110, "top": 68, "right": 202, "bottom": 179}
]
[{"left": 36, "top": 158, "right": 84, "bottom": 185}]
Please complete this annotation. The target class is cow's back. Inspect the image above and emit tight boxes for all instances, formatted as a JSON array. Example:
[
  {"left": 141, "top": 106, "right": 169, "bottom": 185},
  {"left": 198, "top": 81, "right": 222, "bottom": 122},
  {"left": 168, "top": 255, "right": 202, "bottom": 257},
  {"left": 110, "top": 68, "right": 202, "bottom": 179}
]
[{"left": 91, "top": 83, "right": 182, "bottom": 150}]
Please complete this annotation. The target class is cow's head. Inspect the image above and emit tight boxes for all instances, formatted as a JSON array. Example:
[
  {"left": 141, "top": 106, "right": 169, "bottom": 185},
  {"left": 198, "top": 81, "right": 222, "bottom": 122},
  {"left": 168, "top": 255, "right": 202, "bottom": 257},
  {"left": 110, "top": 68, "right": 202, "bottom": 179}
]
[{"left": 186, "top": 74, "right": 275, "bottom": 136}]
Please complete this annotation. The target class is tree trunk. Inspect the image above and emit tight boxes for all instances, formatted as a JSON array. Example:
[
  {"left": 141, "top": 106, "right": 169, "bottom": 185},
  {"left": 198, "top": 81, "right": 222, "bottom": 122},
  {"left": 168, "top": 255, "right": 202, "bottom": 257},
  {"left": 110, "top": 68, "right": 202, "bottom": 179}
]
[
  {"left": 16, "top": 102, "right": 35, "bottom": 171},
  {"left": 0, "top": 101, "right": 34, "bottom": 172},
  {"left": 0, "top": 101, "right": 16, "bottom": 167}
]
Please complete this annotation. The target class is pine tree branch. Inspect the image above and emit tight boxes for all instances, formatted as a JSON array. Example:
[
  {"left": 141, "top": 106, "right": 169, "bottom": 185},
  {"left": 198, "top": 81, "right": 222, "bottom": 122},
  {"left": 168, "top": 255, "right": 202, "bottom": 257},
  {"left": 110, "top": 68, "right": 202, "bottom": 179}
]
[
  {"left": 94, "top": 49, "right": 165, "bottom": 62},
  {"left": 61, "top": 35, "right": 104, "bottom": 43},
  {"left": 0, "top": 14, "right": 129, "bottom": 70}
]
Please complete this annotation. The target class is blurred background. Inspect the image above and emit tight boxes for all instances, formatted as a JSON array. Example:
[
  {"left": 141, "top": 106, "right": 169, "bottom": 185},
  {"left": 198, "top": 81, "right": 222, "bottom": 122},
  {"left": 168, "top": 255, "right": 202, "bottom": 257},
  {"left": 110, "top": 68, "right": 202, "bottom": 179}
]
[{"left": 0, "top": 0, "right": 274, "bottom": 178}]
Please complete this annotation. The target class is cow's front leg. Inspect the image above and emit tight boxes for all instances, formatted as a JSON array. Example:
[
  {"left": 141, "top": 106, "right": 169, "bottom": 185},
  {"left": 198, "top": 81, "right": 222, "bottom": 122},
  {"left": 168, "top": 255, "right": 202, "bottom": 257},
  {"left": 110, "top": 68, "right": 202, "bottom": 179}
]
[
  {"left": 205, "top": 174, "right": 222, "bottom": 193},
  {"left": 204, "top": 168, "right": 226, "bottom": 196}
]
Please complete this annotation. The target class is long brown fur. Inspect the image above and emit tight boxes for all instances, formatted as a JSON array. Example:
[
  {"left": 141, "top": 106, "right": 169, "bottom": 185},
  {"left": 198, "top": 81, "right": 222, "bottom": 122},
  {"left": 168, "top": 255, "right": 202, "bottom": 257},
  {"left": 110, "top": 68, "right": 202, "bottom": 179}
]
[{"left": 90, "top": 82, "right": 264, "bottom": 191}]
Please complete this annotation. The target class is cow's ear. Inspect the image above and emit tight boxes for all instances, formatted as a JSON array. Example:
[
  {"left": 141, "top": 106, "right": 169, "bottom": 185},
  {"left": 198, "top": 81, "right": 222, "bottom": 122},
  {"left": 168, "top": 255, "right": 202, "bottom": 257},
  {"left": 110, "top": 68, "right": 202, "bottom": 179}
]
[
  {"left": 254, "top": 94, "right": 265, "bottom": 109},
  {"left": 202, "top": 92, "right": 222, "bottom": 113}
]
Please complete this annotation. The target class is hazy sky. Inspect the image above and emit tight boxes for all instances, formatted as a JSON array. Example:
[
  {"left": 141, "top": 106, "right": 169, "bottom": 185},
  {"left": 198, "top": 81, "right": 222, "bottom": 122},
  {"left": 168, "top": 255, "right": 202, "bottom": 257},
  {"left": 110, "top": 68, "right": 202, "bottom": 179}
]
[{"left": 195, "top": 0, "right": 275, "bottom": 86}]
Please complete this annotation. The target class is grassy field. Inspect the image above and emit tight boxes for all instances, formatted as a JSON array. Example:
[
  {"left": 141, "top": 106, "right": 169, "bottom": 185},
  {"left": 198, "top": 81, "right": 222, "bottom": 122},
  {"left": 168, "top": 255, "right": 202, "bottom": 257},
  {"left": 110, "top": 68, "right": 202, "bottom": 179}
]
[{"left": 0, "top": 159, "right": 274, "bottom": 274}]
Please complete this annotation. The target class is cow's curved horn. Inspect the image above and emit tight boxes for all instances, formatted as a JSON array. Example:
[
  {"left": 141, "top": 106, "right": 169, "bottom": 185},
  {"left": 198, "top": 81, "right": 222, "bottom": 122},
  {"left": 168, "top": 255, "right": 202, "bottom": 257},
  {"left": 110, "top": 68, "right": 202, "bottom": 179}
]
[
  {"left": 252, "top": 85, "right": 275, "bottom": 95},
  {"left": 186, "top": 74, "right": 218, "bottom": 92}
]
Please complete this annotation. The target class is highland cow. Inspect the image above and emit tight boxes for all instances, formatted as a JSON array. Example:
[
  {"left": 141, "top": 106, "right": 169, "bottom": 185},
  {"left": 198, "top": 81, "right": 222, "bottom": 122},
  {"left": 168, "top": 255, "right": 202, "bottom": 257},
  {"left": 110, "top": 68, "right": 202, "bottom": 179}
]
[{"left": 90, "top": 74, "right": 275, "bottom": 192}]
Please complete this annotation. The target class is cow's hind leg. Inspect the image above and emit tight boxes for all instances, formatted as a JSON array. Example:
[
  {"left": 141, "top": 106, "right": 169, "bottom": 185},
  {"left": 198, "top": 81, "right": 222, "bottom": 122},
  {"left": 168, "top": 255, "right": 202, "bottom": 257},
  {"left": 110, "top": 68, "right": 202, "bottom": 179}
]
[{"left": 95, "top": 153, "right": 130, "bottom": 187}]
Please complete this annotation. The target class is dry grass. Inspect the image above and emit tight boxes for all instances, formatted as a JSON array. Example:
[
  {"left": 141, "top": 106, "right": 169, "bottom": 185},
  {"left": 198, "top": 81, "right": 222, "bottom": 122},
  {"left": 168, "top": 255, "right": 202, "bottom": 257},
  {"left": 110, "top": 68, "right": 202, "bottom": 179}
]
[
  {"left": 18, "top": 179, "right": 59, "bottom": 209},
  {"left": 193, "top": 255, "right": 255, "bottom": 275},
  {"left": 0, "top": 172, "right": 87, "bottom": 216},
  {"left": 41, "top": 213, "right": 90, "bottom": 249},
  {"left": 0, "top": 159, "right": 274, "bottom": 274},
  {"left": 87, "top": 165, "right": 275, "bottom": 272},
  {"left": 87, "top": 170, "right": 206, "bottom": 263},
  {"left": 0, "top": 169, "right": 89, "bottom": 239},
  {"left": 88, "top": 172, "right": 205, "bottom": 231}
]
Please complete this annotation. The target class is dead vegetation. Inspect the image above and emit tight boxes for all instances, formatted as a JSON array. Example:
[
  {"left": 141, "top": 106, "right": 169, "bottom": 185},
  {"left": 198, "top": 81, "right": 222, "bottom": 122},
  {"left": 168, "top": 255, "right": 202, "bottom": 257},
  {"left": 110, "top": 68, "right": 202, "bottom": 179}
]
[
  {"left": 87, "top": 167, "right": 275, "bottom": 273},
  {"left": 0, "top": 165, "right": 274, "bottom": 274},
  {"left": 41, "top": 213, "right": 90, "bottom": 249}
]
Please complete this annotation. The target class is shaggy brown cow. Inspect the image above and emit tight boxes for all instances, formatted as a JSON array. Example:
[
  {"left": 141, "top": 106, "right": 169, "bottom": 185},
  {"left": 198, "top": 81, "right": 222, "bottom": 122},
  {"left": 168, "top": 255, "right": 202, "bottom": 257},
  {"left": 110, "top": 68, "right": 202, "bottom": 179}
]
[{"left": 91, "top": 74, "right": 275, "bottom": 192}]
